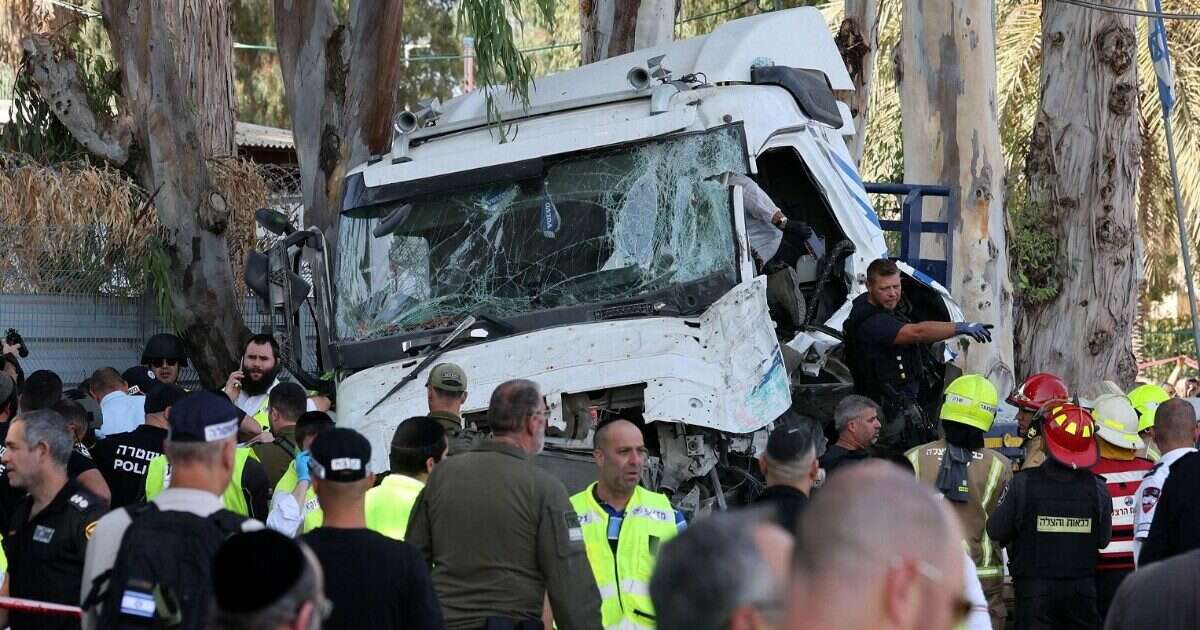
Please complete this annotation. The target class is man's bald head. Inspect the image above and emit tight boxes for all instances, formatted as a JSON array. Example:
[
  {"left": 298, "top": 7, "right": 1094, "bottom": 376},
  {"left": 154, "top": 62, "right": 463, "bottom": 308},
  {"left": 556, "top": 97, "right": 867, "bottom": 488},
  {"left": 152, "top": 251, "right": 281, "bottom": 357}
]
[
  {"left": 594, "top": 419, "right": 639, "bottom": 450},
  {"left": 594, "top": 419, "right": 648, "bottom": 496},
  {"left": 1153, "top": 398, "right": 1198, "bottom": 450},
  {"left": 794, "top": 460, "right": 961, "bottom": 576}
]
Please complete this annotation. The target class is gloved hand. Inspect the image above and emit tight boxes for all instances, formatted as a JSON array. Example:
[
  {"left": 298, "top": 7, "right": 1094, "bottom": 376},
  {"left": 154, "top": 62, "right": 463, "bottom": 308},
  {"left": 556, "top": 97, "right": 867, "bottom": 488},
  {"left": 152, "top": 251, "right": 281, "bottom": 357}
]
[
  {"left": 295, "top": 450, "right": 312, "bottom": 483},
  {"left": 955, "top": 322, "right": 994, "bottom": 343}
]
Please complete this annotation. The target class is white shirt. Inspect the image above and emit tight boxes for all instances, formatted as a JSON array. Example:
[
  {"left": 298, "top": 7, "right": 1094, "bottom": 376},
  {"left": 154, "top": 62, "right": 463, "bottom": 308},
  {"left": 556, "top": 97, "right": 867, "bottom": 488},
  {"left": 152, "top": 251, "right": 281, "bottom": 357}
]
[
  {"left": 235, "top": 379, "right": 317, "bottom": 417},
  {"left": 97, "top": 391, "right": 146, "bottom": 438},
  {"left": 961, "top": 551, "right": 992, "bottom": 630},
  {"left": 80, "top": 487, "right": 263, "bottom": 628},
  {"left": 1133, "top": 446, "right": 1197, "bottom": 566}
]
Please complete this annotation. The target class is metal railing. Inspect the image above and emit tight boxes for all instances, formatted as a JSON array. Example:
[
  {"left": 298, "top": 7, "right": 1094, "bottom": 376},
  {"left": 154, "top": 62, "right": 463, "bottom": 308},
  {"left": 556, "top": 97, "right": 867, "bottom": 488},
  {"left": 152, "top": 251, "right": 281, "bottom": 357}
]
[{"left": 865, "top": 182, "right": 952, "bottom": 286}]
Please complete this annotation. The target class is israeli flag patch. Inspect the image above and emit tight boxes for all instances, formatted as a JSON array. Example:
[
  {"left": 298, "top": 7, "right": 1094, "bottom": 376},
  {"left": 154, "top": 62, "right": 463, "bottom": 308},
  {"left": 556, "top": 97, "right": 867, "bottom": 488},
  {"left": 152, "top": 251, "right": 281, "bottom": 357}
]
[{"left": 120, "top": 590, "right": 156, "bottom": 618}]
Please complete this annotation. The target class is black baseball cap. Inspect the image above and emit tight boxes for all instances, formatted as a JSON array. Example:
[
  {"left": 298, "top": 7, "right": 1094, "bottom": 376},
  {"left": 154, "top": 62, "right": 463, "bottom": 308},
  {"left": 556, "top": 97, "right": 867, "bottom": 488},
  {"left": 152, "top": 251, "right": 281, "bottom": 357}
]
[
  {"left": 766, "top": 422, "right": 817, "bottom": 462},
  {"left": 122, "top": 365, "right": 157, "bottom": 395},
  {"left": 309, "top": 428, "right": 371, "bottom": 482},
  {"left": 167, "top": 391, "right": 241, "bottom": 443},
  {"left": 145, "top": 384, "right": 188, "bottom": 415}
]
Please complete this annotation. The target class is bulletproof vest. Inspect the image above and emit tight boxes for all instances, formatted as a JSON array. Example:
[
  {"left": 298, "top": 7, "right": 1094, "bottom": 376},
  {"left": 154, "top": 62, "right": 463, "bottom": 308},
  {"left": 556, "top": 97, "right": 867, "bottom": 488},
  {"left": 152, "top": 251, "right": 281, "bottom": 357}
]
[
  {"left": 843, "top": 297, "right": 919, "bottom": 401},
  {"left": 1009, "top": 466, "right": 1101, "bottom": 579}
]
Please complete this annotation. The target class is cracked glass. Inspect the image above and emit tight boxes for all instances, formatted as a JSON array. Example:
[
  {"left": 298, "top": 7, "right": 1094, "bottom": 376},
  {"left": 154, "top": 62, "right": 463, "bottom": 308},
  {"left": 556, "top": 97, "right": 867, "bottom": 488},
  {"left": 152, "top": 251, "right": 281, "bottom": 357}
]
[{"left": 335, "top": 125, "right": 747, "bottom": 342}]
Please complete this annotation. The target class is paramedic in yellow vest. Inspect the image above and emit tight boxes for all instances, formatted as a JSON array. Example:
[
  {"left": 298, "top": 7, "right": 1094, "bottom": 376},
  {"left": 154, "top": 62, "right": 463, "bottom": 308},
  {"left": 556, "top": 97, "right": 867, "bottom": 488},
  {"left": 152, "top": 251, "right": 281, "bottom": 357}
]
[
  {"left": 144, "top": 406, "right": 272, "bottom": 519},
  {"left": 1129, "top": 383, "right": 1171, "bottom": 462},
  {"left": 571, "top": 419, "right": 685, "bottom": 630},
  {"left": 266, "top": 411, "right": 335, "bottom": 537},
  {"left": 366, "top": 416, "right": 447, "bottom": 540},
  {"left": 907, "top": 374, "right": 1012, "bottom": 630}
]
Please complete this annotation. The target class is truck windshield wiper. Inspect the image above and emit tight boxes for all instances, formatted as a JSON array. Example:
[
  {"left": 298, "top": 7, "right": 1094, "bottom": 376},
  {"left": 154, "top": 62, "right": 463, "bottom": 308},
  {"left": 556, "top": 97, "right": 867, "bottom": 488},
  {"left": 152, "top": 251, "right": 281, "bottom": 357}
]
[{"left": 366, "top": 314, "right": 477, "bottom": 415}]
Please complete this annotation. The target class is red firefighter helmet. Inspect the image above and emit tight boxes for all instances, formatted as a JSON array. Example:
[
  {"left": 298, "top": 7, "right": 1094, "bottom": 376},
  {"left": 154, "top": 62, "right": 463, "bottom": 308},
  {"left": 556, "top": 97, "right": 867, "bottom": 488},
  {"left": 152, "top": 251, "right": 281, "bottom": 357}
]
[
  {"left": 1037, "top": 402, "right": 1099, "bottom": 469},
  {"left": 1008, "top": 373, "right": 1070, "bottom": 412}
]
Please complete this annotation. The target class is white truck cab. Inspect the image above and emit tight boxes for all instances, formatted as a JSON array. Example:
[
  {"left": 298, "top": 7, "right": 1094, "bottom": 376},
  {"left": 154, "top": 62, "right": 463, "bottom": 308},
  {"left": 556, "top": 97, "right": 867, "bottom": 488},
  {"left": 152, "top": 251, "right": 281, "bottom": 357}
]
[{"left": 254, "top": 7, "right": 964, "bottom": 510}]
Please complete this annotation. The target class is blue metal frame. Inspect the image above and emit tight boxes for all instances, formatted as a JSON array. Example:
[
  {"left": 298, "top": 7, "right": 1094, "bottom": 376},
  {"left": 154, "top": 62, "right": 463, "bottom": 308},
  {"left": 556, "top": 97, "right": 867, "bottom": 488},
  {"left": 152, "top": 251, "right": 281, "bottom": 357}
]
[{"left": 864, "top": 182, "right": 952, "bottom": 286}]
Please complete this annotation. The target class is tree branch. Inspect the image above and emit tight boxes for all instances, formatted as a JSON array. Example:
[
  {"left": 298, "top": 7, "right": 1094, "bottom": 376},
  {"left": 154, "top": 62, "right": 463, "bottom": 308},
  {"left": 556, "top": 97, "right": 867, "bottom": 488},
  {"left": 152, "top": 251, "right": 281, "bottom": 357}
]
[{"left": 20, "top": 34, "right": 132, "bottom": 165}]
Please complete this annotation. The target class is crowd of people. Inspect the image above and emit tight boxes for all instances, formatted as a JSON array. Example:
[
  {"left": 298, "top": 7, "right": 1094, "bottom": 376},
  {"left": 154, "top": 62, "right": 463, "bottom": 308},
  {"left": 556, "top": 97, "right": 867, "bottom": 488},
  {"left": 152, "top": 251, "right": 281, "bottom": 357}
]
[{"left": 1, "top": 286, "right": 1200, "bottom": 630}]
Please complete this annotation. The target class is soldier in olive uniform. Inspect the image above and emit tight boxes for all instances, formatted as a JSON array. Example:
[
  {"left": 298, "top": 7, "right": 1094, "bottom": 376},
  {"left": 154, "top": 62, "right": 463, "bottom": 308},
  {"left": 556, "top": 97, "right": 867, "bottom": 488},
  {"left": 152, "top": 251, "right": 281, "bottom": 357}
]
[{"left": 425, "top": 363, "right": 477, "bottom": 454}]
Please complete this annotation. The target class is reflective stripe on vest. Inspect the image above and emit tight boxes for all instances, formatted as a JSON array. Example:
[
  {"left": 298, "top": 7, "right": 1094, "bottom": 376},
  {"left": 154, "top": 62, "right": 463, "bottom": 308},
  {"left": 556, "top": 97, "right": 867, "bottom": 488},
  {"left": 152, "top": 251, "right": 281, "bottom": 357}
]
[
  {"left": 145, "top": 448, "right": 255, "bottom": 516},
  {"left": 274, "top": 461, "right": 323, "bottom": 533},
  {"left": 252, "top": 396, "right": 271, "bottom": 432},
  {"left": 365, "top": 474, "right": 424, "bottom": 541},
  {"left": 978, "top": 456, "right": 1006, "bottom": 572},
  {"left": 570, "top": 484, "right": 678, "bottom": 630}
]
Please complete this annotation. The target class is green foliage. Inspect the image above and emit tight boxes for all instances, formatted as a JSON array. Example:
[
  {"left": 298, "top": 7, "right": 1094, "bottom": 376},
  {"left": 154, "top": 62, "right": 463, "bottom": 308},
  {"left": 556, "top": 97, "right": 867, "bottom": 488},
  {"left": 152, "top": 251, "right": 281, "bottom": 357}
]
[
  {"left": 144, "top": 237, "right": 180, "bottom": 331},
  {"left": 396, "top": 0, "right": 465, "bottom": 112},
  {"left": 1007, "top": 186, "right": 1060, "bottom": 306},
  {"left": 1140, "top": 316, "right": 1200, "bottom": 382},
  {"left": 231, "top": 0, "right": 289, "bottom": 128},
  {"left": 459, "top": 0, "right": 554, "bottom": 122}
]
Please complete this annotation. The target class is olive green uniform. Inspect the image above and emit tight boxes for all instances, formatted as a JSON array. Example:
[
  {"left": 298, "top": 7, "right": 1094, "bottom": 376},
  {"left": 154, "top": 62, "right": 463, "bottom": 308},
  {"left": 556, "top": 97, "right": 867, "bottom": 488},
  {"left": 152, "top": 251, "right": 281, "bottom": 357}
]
[
  {"left": 406, "top": 440, "right": 602, "bottom": 630},
  {"left": 428, "top": 410, "right": 478, "bottom": 455}
]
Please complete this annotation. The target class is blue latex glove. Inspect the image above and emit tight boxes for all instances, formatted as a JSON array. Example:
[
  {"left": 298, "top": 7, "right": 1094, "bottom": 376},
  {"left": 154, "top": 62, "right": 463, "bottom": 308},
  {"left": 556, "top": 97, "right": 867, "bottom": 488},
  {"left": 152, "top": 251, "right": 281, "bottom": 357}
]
[
  {"left": 295, "top": 450, "right": 312, "bottom": 483},
  {"left": 955, "top": 322, "right": 994, "bottom": 343}
]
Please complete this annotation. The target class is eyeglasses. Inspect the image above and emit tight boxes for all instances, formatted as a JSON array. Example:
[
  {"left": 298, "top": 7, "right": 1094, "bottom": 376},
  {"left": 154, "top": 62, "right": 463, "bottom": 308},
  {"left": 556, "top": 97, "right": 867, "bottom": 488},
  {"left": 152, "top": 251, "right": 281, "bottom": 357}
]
[{"left": 149, "top": 359, "right": 180, "bottom": 368}]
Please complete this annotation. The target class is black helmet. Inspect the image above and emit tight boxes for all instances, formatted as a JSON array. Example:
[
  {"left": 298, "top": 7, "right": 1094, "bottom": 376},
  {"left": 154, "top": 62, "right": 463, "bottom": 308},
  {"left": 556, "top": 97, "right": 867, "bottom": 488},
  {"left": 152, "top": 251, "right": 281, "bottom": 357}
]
[{"left": 142, "top": 333, "right": 188, "bottom": 366}]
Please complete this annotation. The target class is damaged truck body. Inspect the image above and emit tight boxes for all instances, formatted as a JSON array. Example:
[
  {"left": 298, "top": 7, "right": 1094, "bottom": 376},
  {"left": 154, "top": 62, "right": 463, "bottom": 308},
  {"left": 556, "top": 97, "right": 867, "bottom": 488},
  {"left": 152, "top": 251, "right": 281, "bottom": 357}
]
[{"left": 250, "top": 7, "right": 965, "bottom": 512}]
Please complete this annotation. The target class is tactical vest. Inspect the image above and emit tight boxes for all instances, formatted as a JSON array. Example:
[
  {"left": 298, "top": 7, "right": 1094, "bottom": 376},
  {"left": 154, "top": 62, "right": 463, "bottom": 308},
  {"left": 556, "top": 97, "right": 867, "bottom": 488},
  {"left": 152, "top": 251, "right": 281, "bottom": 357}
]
[
  {"left": 274, "top": 461, "right": 322, "bottom": 533},
  {"left": 365, "top": 474, "right": 424, "bottom": 540},
  {"left": 843, "top": 296, "right": 920, "bottom": 401},
  {"left": 144, "top": 447, "right": 258, "bottom": 516},
  {"left": 1009, "top": 466, "right": 1102, "bottom": 579},
  {"left": 570, "top": 484, "right": 679, "bottom": 630},
  {"left": 906, "top": 441, "right": 1009, "bottom": 578}
]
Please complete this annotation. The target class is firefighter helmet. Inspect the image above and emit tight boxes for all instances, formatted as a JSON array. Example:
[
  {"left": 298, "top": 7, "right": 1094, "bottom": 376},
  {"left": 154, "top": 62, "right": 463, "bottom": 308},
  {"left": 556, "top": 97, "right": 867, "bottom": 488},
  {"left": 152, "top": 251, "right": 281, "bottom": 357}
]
[
  {"left": 1128, "top": 383, "right": 1171, "bottom": 433},
  {"left": 1038, "top": 402, "right": 1099, "bottom": 469},
  {"left": 1091, "top": 394, "right": 1144, "bottom": 451},
  {"left": 940, "top": 374, "right": 1000, "bottom": 432},
  {"left": 1007, "top": 373, "right": 1069, "bottom": 412}
]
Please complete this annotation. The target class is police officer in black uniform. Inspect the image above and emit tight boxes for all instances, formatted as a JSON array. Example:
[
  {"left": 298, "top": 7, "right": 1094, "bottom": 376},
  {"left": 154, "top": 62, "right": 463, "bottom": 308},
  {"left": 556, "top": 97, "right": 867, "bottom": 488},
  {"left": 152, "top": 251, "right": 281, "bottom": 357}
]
[
  {"left": 843, "top": 258, "right": 993, "bottom": 452},
  {"left": 987, "top": 402, "right": 1111, "bottom": 630},
  {"left": 91, "top": 384, "right": 185, "bottom": 508},
  {"left": 3, "top": 409, "right": 108, "bottom": 630},
  {"left": 142, "top": 333, "right": 188, "bottom": 386}
]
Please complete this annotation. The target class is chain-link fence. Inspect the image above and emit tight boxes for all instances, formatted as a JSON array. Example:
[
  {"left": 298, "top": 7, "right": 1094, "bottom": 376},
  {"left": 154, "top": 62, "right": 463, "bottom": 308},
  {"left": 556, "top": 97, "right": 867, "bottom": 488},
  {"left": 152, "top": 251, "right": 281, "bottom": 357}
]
[{"left": 0, "top": 162, "right": 323, "bottom": 387}]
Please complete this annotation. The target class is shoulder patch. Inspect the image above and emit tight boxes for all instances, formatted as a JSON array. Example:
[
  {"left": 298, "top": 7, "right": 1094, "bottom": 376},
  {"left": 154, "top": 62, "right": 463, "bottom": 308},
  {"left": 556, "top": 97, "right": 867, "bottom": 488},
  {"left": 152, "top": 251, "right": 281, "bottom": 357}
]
[
  {"left": 68, "top": 493, "right": 91, "bottom": 511},
  {"left": 1142, "top": 487, "right": 1161, "bottom": 514},
  {"left": 84, "top": 520, "right": 97, "bottom": 540}
]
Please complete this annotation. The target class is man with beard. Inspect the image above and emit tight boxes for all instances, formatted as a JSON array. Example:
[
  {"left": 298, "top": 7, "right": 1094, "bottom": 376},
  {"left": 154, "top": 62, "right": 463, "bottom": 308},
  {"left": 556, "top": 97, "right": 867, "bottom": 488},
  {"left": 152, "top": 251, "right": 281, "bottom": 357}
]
[{"left": 223, "top": 335, "right": 324, "bottom": 436}]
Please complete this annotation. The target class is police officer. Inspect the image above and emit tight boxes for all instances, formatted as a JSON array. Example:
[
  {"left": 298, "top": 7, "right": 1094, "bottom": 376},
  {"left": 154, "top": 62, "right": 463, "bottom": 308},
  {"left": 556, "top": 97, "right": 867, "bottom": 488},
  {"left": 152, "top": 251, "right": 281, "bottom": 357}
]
[
  {"left": 1133, "top": 398, "right": 1199, "bottom": 565},
  {"left": 425, "top": 363, "right": 477, "bottom": 454},
  {"left": 1007, "top": 373, "right": 1070, "bottom": 470},
  {"left": 1089, "top": 394, "right": 1154, "bottom": 618},
  {"left": 142, "top": 333, "right": 188, "bottom": 386},
  {"left": 406, "top": 379, "right": 602, "bottom": 630},
  {"left": 1129, "top": 383, "right": 1170, "bottom": 462},
  {"left": 571, "top": 419, "right": 684, "bottom": 630},
  {"left": 91, "top": 384, "right": 185, "bottom": 507},
  {"left": 843, "top": 259, "right": 993, "bottom": 452},
  {"left": 144, "top": 409, "right": 271, "bottom": 519},
  {"left": 3, "top": 409, "right": 108, "bottom": 630},
  {"left": 907, "top": 374, "right": 1012, "bottom": 630},
  {"left": 366, "top": 416, "right": 447, "bottom": 541},
  {"left": 987, "top": 402, "right": 1112, "bottom": 630}
]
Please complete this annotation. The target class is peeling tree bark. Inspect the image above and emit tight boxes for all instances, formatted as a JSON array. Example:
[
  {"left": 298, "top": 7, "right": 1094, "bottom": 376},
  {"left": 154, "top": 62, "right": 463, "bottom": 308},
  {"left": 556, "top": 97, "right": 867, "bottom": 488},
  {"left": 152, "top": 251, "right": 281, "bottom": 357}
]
[
  {"left": 1016, "top": 0, "right": 1141, "bottom": 387},
  {"left": 837, "top": 0, "right": 879, "bottom": 166},
  {"left": 899, "top": 0, "right": 1016, "bottom": 394},
  {"left": 580, "top": 0, "right": 675, "bottom": 65},
  {"left": 272, "top": 0, "right": 405, "bottom": 256},
  {"left": 21, "top": 0, "right": 251, "bottom": 387}
]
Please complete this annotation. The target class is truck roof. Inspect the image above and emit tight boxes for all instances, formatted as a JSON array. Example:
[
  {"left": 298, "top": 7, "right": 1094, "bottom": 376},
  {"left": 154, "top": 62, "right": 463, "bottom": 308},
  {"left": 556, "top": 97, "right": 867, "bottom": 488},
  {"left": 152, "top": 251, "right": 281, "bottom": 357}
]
[{"left": 424, "top": 7, "right": 851, "bottom": 134}]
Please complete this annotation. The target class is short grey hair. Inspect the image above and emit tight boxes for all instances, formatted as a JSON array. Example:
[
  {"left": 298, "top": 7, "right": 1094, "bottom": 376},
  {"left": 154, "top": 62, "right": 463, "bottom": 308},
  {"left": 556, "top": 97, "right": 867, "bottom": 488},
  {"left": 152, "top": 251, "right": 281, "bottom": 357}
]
[
  {"left": 210, "top": 544, "right": 322, "bottom": 630},
  {"left": 16, "top": 409, "right": 73, "bottom": 469},
  {"left": 834, "top": 395, "right": 880, "bottom": 433},
  {"left": 651, "top": 510, "right": 780, "bottom": 630},
  {"left": 487, "top": 379, "right": 542, "bottom": 435},
  {"left": 164, "top": 440, "right": 225, "bottom": 466}
]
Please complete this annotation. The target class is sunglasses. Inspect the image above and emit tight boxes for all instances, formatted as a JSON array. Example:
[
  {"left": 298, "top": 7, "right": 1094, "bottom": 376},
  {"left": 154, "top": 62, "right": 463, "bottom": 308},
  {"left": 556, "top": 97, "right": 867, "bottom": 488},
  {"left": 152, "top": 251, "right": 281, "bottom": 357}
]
[{"left": 149, "top": 359, "right": 180, "bottom": 368}]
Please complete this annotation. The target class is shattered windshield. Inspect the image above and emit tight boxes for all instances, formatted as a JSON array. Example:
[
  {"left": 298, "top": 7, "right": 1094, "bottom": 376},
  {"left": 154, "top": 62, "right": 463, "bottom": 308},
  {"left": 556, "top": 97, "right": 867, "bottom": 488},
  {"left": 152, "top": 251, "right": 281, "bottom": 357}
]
[{"left": 335, "top": 125, "right": 747, "bottom": 341}]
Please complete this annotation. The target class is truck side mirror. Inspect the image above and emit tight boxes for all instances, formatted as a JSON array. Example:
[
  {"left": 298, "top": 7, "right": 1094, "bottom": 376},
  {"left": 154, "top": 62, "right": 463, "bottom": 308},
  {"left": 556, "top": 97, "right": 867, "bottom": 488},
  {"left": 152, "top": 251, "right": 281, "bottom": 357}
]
[{"left": 255, "top": 208, "right": 295, "bottom": 236}]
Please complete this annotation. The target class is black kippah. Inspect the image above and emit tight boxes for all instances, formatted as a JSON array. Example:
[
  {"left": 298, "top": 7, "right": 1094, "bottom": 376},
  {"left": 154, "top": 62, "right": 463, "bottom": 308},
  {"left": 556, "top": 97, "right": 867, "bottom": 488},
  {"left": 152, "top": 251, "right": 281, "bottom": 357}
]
[{"left": 212, "top": 529, "right": 305, "bottom": 613}]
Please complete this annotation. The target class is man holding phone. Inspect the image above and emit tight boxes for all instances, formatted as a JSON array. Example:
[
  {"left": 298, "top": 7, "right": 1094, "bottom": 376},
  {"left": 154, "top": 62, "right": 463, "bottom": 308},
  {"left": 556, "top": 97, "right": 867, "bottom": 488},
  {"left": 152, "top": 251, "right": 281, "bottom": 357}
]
[
  {"left": 842, "top": 258, "right": 993, "bottom": 453},
  {"left": 224, "top": 335, "right": 327, "bottom": 436}
]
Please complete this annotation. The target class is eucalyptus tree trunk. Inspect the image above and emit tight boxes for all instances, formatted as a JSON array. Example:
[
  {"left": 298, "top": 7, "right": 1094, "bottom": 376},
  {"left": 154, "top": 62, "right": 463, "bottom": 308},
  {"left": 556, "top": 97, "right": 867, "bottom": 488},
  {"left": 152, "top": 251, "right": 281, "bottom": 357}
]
[
  {"left": 1016, "top": 0, "right": 1141, "bottom": 386},
  {"left": 837, "top": 0, "right": 879, "bottom": 166},
  {"left": 899, "top": 0, "right": 1015, "bottom": 394},
  {"left": 21, "top": 0, "right": 249, "bottom": 387},
  {"left": 580, "top": 0, "right": 676, "bottom": 64}
]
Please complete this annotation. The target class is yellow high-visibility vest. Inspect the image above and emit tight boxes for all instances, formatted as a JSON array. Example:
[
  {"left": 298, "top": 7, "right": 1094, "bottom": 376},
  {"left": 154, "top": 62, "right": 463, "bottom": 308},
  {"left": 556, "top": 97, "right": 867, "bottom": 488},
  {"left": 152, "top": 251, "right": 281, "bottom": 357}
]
[
  {"left": 144, "top": 447, "right": 258, "bottom": 516},
  {"left": 365, "top": 474, "right": 424, "bottom": 540}
]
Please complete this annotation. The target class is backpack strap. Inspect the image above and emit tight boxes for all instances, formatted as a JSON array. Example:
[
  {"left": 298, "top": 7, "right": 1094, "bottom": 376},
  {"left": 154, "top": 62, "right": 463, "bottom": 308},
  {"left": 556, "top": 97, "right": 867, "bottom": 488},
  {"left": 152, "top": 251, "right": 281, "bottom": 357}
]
[
  {"left": 81, "top": 503, "right": 161, "bottom": 610},
  {"left": 272, "top": 435, "right": 299, "bottom": 461},
  {"left": 209, "top": 508, "right": 249, "bottom": 536}
]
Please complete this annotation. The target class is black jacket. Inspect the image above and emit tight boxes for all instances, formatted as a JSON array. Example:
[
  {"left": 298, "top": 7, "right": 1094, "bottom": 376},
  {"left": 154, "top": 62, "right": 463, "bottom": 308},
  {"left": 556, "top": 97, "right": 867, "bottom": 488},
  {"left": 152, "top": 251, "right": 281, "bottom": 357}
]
[
  {"left": 1141, "top": 451, "right": 1200, "bottom": 566},
  {"left": 752, "top": 485, "right": 808, "bottom": 531}
]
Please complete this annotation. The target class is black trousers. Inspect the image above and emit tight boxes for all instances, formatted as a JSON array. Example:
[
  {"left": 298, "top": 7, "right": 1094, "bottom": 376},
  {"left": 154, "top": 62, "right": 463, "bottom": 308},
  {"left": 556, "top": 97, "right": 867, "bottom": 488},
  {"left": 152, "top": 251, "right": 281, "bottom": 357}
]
[
  {"left": 1013, "top": 577, "right": 1101, "bottom": 630},
  {"left": 1095, "top": 569, "right": 1132, "bottom": 622}
]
